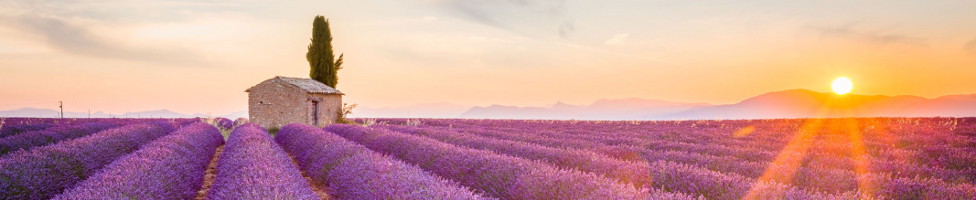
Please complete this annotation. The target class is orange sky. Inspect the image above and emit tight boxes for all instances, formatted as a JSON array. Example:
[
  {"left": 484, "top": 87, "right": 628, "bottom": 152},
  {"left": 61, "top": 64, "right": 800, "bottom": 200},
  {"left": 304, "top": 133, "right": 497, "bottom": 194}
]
[{"left": 1, "top": 0, "right": 975, "bottom": 115}]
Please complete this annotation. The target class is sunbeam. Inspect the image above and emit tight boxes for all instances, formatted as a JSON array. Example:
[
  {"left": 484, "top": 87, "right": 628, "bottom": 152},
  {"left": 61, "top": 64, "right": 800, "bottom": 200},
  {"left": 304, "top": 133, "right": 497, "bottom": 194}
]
[{"left": 744, "top": 94, "right": 881, "bottom": 199}]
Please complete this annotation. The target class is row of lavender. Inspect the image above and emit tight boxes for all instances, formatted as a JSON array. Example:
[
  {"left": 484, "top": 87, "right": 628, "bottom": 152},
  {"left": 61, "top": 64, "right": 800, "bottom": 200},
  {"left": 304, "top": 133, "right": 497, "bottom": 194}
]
[
  {"left": 365, "top": 118, "right": 976, "bottom": 199},
  {"left": 376, "top": 124, "right": 841, "bottom": 199},
  {"left": 410, "top": 118, "right": 975, "bottom": 169},
  {"left": 0, "top": 118, "right": 98, "bottom": 137},
  {"left": 193, "top": 121, "right": 707, "bottom": 199},
  {"left": 0, "top": 118, "right": 181, "bottom": 138},
  {"left": 325, "top": 124, "right": 695, "bottom": 199},
  {"left": 203, "top": 121, "right": 714, "bottom": 199},
  {"left": 200, "top": 119, "right": 968, "bottom": 199},
  {"left": 389, "top": 122, "right": 974, "bottom": 199},
  {"left": 0, "top": 118, "right": 201, "bottom": 156},
  {"left": 5, "top": 118, "right": 501, "bottom": 200},
  {"left": 427, "top": 118, "right": 976, "bottom": 191},
  {"left": 0, "top": 121, "right": 180, "bottom": 199},
  {"left": 0, "top": 117, "right": 237, "bottom": 139},
  {"left": 6, "top": 117, "right": 970, "bottom": 199},
  {"left": 55, "top": 123, "right": 223, "bottom": 199},
  {"left": 0, "top": 118, "right": 224, "bottom": 199},
  {"left": 57, "top": 118, "right": 253, "bottom": 199},
  {"left": 482, "top": 118, "right": 975, "bottom": 175},
  {"left": 204, "top": 124, "right": 320, "bottom": 199},
  {"left": 444, "top": 119, "right": 974, "bottom": 197},
  {"left": 276, "top": 124, "right": 490, "bottom": 199},
  {"left": 429, "top": 118, "right": 976, "bottom": 173}
]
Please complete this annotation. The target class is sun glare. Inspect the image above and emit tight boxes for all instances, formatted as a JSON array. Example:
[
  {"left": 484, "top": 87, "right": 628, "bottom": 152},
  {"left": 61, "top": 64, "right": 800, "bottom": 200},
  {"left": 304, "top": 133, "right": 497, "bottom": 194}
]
[{"left": 831, "top": 77, "right": 853, "bottom": 95}]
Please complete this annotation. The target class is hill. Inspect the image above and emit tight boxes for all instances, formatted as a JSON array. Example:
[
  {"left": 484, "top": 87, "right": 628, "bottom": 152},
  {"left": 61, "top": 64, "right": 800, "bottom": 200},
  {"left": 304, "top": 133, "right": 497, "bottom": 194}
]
[{"left": 666, "top": 89, "right": 976, "bottom": 119}]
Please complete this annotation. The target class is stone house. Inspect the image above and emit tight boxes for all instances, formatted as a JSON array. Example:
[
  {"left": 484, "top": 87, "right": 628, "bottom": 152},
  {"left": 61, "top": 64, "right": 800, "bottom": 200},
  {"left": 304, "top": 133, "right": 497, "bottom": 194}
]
[{"left": 246, "top": 76, "right": 343, "bottom": 128}]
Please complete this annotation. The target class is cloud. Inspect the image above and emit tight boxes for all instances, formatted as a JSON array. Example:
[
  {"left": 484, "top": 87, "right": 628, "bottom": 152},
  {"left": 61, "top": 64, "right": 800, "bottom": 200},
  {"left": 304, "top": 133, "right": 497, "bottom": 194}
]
[
  {"left": 557, "top": 21, "right": 574, "bottom": 38},
  {"left": 2, "top": 13, "right": 206, "bottom": 64},
  {"left": 0, "top": 0, "right": 262, "bottom": 65},
  {"left": 810, "top": 24, "right": 927, "bottom": 47},
  {"left": 604, "top": 33, "right": 629, "bottom": 46},
  {"left": 435, "top": 0, "right": 574, "bottom": 38},
  {"left": 0, "top": 0, "right": 260, "bottom": 66},
  {"left": 965, "top": 37, "right": 976, "bottom": 54}
]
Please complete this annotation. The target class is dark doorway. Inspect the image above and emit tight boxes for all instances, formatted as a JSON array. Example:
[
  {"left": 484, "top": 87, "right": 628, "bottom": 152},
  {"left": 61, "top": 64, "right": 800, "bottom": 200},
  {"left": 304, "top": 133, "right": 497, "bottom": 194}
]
[{"left": 311, "top": 100, "right": 320, "bottom": 126}]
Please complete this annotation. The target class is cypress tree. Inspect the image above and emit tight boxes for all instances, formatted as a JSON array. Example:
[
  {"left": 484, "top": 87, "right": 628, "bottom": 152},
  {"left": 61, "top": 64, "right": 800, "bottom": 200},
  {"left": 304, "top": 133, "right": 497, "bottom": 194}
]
[{"left": 307, "top": 15, "right": 343, "bottom": 88}]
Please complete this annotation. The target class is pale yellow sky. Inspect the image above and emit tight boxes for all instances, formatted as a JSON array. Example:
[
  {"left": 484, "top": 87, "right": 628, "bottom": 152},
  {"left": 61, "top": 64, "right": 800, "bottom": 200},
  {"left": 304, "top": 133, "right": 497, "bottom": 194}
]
[{"left": 1, "top": 0, "right": 975, "bottom": 115}]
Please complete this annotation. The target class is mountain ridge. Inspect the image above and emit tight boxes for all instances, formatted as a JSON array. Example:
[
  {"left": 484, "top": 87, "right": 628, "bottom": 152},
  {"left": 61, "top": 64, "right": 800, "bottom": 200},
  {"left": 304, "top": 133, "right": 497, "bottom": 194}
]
[
  {"left": 667, "top": 89, "right": 975, "bottom": 119},
  {"left": 0, "top": 108, "right": 247, "bottom": 119},
  {"left": 3, "top": 89, "right": 974, "bottom": 119}
]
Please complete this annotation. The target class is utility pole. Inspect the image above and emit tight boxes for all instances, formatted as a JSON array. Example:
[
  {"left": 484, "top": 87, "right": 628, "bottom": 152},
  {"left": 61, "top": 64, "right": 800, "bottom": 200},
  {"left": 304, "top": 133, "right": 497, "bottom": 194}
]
[
  {"left": 88, "top": 109, "right": 91, "bottom": 118},
  {"left": 59, "top": 101, "right": 63, "bottom": 119}
]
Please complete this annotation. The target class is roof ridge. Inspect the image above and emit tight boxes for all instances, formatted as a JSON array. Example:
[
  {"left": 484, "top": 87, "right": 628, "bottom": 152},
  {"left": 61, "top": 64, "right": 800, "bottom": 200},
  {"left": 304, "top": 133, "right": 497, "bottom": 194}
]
[{"left": 246, "top": 76, "right": 344, "bottom": 95}]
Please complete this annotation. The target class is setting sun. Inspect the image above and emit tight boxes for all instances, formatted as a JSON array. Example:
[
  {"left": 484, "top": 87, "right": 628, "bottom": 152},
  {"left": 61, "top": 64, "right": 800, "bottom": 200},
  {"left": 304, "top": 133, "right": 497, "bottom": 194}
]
[{"left": 832, "top": 77, "right": 853, "bottom": 95}]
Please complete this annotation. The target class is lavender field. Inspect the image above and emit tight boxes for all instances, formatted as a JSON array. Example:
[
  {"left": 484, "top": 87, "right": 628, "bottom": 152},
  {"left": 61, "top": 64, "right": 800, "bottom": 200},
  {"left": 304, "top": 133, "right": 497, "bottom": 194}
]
[{"left": 1, "top": 117, "right": 974, "bottom": 199}]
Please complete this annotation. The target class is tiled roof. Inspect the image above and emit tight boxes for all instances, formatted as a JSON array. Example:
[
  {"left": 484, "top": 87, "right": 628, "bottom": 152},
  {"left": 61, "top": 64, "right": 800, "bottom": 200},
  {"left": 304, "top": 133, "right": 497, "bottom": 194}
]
[{"left": 247, "top": 76, "right": 344, "bottom": 95}]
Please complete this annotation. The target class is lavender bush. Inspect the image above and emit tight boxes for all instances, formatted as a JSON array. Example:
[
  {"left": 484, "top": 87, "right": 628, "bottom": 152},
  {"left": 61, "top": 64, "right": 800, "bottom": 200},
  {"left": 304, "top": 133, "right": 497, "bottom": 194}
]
[
  {"left": 0, "top": 123, "right": 54, "bottom": 138},
  {"left": 381, "top": 118, "right": 976, "bottom": 199},
  {"left": 206, "top": 123, "right": 319, "bottom": 200},
  {"left": 0, "top": 117, "right": 969, "bottom": 199},
  {"left": 0, "top": 122, "right": 118, "bottom": 155},
  {"left": 173, "top": 118, "right": 206, "bottom": 127},
  {"left": 0, "top": 121, "right": 175, "bottom": 200},
  {"left": 379, "top": 124, "right": 846, "bottom": 199},
  {"left": 276, "top": 124, "right": 490, "bottom": 200},
  {"left": 233, "top": 118, "right": 248, "bottom": 126},
  {"left": 213, "top": 118, "right": 234, "bottom": 130},
  {"left": 326, "top": 124, "right": 690, "bottom": 200},
  {"left": 54, "top": 122, "right": 223, "bottom": 199}
]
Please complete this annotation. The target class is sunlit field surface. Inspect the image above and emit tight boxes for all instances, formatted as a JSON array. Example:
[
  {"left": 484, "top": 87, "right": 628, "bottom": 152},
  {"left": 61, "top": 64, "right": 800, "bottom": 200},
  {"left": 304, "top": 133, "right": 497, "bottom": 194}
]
[
  {"left": 352, "top": 118, "right": 976, "bottom": 199},
  {"left": 1, "top": 117, "right": 974, "bottom": 199}
]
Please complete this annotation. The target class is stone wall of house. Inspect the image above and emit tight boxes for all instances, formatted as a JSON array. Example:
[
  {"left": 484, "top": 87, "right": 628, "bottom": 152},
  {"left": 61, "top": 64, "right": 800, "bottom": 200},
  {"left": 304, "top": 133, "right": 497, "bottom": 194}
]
[
  {"left": 309, "top": 93, "right": 342, "bottom": 126},
  {"left": 248, "top": 79, "right": 343, "bottom": 129},
  {"left": 248, "top": 79, "right": 308, "bottom": 129}
]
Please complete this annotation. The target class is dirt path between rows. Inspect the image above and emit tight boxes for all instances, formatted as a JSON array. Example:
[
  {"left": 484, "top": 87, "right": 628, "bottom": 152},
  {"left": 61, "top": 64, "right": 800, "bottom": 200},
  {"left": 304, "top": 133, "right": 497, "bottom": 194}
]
[
  {"left": 190, "top": 144, "right": 331, "bottom": 200},
  {"left": 287, "top": 153, "right": 333, "bottom": 200},
  {"left": 194, "top": 145, "right": 224, "bottom": 200}
]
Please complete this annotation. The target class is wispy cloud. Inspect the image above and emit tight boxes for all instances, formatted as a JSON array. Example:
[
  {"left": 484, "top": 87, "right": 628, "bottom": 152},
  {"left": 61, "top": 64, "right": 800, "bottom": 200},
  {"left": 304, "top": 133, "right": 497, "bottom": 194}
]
[
  {"left": 604, "top": 33, "right": 629, "bottom": 46},
  {"left": 965, "top": 37, "right": 976, "bottom": 55},
  {"left": 434, "top": 0, "right": 574, "bottom": 38},
  {"left": 557, "top": 20, "right": 574, "bottom": 38},
  {"left": 810, "top": 24, "right": 927, "bottom": 47},
  {"left": 0, "top": 0, "right": 261, "bottom": 65},
  {"left": 2, "top": 13, "right": 206, "bottom": 64}
]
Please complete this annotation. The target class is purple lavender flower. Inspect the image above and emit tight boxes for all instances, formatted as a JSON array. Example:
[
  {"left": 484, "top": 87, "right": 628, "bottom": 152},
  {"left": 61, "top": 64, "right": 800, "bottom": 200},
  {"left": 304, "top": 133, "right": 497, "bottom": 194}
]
[
  {"left": 387, "top": 118, "right": 976, "bottom": 199},
  {"left": 54, "top": 122, "right": 223, "bottom": 199},
  {"left": 205, "top": 123, "right": 319, "bottom": 200},
  {"left": 0, "top": 121, "right": 176, "bottom": 200},
  {"left": 0, "top": 122, "right": 118, "bottom": 155},
  {"left": 0, "top": 123, "right": 55, "bottom": 138},
  {"left": 213, "top": 118, "right": 234, "bottom": 130},
  {"left": 276, "top": 124, "right": 491, "bottom": 200},
  {"left": 325, "top": 124, "right": 682, "bottom": 200}
]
